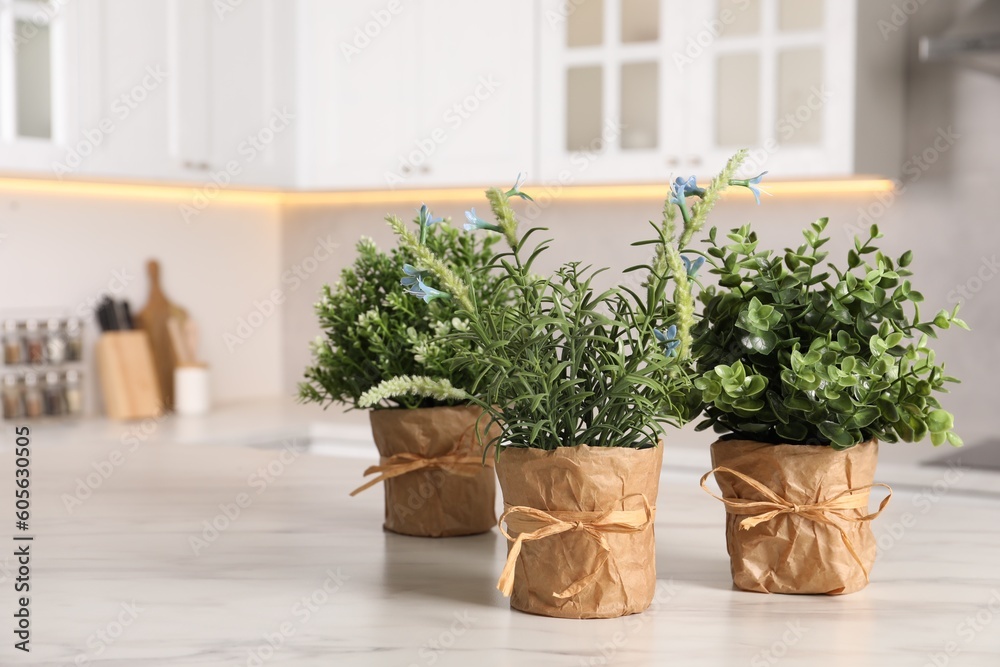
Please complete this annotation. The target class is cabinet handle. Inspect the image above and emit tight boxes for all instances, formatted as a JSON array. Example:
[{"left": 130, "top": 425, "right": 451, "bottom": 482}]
[
  {"left": 666, "top": 156, "right": 680, "bottom": 167},
  {"left": 183, "top": 160, "right": 211, "bottom": 171},
  {"left": 687, "top": 155, "right": 703, "bottom": 167},
  {"left": 419, "top": 165, "right": 431, "bottom": 175},
  {"left": 401, "top": 165, "right": 412, "bottom": 175}
]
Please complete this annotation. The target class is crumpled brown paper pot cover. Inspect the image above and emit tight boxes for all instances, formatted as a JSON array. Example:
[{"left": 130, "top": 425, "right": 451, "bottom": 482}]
[
  {"left": 495, "top": 444, "right": 663, "bottom": 619},
  {"left": 365, "top": 405, "right": 498, "bottom": 537},
  {"left": 709, "top": 439, "right": 886, "bottom": 595}
]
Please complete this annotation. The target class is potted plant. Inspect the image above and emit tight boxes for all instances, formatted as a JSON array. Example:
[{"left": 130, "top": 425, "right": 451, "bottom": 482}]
[
  {"left": 692, "top": 197, "right": 966, "bottom": 594},
  {"left": 299, "top": 205, "right": 505, "bottom": 538},
  {"left": 387, "top": 161, "right": 760, "bottom": 618}
]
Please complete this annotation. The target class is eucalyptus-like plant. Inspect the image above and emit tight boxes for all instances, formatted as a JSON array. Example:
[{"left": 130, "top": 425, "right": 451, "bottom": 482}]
[
  {"left": 299, "top": 205, "right": 503, "bottom": 410},
  {"left": 385, "top": 157, "right": 763, "bottom": 452},
  {"left": 692, "top": 216, "right": 965, "bottom": 449}
]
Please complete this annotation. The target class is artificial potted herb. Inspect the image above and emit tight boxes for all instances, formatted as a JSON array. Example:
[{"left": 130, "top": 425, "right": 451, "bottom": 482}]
[
  {"left": 299, "top": 205, "right": 505, "bottom": 538},
  {"left": 692, "top": 192, "right": 965, "bottom": 594},
  {"left": 387, "top": 163, "right": 759, "bottom": 618}
]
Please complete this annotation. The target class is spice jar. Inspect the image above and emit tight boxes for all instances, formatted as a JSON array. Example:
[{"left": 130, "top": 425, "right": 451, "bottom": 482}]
[
  {"left": 2, "top": 375, "right": 22, "bottom": 419},
  {"left": 23, "top": 373, "right": 43, "bottom": 418},
  {"left": 46, "top": 319, "right": 67, "bottom": 365},
  {"left": 24, "top": 320, "right": 44, "bottom": 365},
  {"left": 65, "top": 318, "right": 83, "bottom": 361},
  {"left": 44, "top": 371, "right": 65, "bottom": 416},
  {"left": 3, "top": 321, "right": 21, "bottom": 365},
  {"left": 64, "top": 370, "right": 83, "bottom": 416}
]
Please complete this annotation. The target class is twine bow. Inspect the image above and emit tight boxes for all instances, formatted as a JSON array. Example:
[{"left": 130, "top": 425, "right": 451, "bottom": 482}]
[
  {"left": 496, "top": 494, "right": 654, "bottom": 599},
  {"left": 349, "top": 446, "right": 487, "bottom": 497},
  {"left": 700, "top": 467, "right": 892, "bottom": 582}
]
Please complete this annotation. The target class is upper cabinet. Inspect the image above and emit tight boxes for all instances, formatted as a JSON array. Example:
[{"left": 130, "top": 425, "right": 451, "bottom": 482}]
[
  {"left": 298, "top": 0, "right": 536, "bottom": 190},
  {"left": 684, "top": 0, "right": 905, "bottom": 179},
  {"left": 538, "top": 0, "right": 905, "bottom": 182},
  {"left": 538, "top": 0, "right": 681, "bottom": 182},
  {"left": 1, "top": 0, "right": 295, "bottom": 186},
  {"left": 1, "top": 0, "right": 902, "bottom": 189},
  {"left": 73, "top": 0, "right": 296, "bottom": 187},
  {"left": 0, "top": 0, "right": 79, "bottom": 173}
]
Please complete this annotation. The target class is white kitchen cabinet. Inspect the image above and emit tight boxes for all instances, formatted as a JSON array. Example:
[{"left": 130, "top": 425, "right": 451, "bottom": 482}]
[
  {"left": 297, "top": 0, "right": 417, "bottom": 190},
  {"left": 68, "top": 0, "right": 295, "bottom": 186},
  {"left": 538, "top": 0, "right": 683, "bottom": 183},
  {"left": 0, "top": 0, "right": 79, "bottom": 174},
  {"left": 298, "top": 0, "right": 536, "bottom": 190},
  {"left": 538, "top": 0, "right": 905, "bottom": 182},
  {"left": 684, "top": 0, "right": 904, "bottom": 179}
]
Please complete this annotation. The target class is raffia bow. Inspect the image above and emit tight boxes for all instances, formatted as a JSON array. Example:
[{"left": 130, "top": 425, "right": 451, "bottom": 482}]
[
  {"left": 349, "top": 447, "right": 488, "bottom": 497},
  {"left": 496, "top": 494, "right": 655, "bottom": 599},
  {"left": 700, "top": 466, "right": 892, "bottom": 582}
]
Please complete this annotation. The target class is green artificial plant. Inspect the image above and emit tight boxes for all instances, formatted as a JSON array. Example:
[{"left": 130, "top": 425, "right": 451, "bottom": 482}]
[
  {"left": 385, "top": 158, "right": 764, "bottom": 452},
  {"left": 299, "top": 205, "right": 504, "bottom": 410},
  {"left": 692, "top": 213, "right": 965, "bottom": 450}
]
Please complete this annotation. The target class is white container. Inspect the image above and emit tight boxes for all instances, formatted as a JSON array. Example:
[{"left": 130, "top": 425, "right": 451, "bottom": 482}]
[{"left": 174, "top": 365, "right": 210, "bottom": 416}]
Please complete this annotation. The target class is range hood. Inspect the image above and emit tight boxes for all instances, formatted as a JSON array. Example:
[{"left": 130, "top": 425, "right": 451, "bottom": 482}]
[{"left": 920, "top": 0, "right": 1000, "bottom": 75}]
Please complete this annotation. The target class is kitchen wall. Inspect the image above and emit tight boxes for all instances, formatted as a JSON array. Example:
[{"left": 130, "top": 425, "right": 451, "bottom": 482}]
[
  {"left": 282, "top": 0, "right": 1000, "bottom": 463},
  {"left": 0, "top": 193, "right": 284, "bottom": 408}
]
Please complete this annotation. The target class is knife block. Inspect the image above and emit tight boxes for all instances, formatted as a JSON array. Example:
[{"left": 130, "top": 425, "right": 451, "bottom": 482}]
[{"left": 96, "top": 331, "right": 164, "bottom": 420}]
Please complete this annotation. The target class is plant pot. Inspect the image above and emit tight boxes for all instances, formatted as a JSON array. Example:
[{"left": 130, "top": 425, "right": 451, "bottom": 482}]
[
  {"left": 707, "top": 438, "right": 889, "bottom": 595},
  {"left": 363, "top": 405, "right": 497, "bottom": 537},
  {"left": 494, "top": 444, "right": 663, "bottom": 619}
]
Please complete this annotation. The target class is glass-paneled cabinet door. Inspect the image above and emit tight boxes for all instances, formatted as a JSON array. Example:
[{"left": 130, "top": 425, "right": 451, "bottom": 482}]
[
  {"left": 538, "top": 0, "right": 686, "bottom": 183},
  {"left": 683, "top": 0, "right": 854, "bottom": 178},
  {"left": 0, "top": 0, "right": 76, "bottom": 171}
]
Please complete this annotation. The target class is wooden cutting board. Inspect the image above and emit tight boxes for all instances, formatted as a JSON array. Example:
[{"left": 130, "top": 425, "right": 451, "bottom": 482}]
[{"left": 135, "top": 260, "right": 188, "bottom": 410}]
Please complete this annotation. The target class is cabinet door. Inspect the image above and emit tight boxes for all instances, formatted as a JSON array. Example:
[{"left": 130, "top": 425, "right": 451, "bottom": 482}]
[
  {"left": 297, "top": 0, "right": 416, "bottom": 190},
  {"left": 0, "top": 0, "right": 79, "bottom": 174},
  {"left": 405, "top": 0, "right": 535, "bottom": 188},
  {"left": 683, "top": 0, "right": 854, "bottom": 178},
  {"left": 74, "top": 0, "right": 174, "bottom": 181},
  {"left": 74, "top": 0, "right": 292, "bottom": 186},
  {"left": 538, "top": 0, "right": 685, "bottom": 184},
  {"left": 207, "top": 0, "right": 296, "bottom": 188}
]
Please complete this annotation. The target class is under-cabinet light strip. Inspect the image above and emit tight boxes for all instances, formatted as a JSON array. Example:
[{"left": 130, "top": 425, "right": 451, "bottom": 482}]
[{"left": 0, "top": 176, "right": 896, "bottom": 207}]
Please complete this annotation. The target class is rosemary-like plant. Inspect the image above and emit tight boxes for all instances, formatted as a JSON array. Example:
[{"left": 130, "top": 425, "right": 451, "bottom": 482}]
[{"left": 386, "top": 157, "right": 761, "bottom": 451}]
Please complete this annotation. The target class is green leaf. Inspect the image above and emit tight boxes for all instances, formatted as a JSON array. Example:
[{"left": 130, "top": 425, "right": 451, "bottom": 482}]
[
  {"left": 818, "top": 421, "right": 855, "bottom": 448},
  {"left": 926, "top": 409, "right": 954, "bottom": 434},
  {"left": 775, "top": 422, "right": 808, "bottom": 442},
  {"left": 740, "top": 331, "right": 779, "bottom": 354},
  {"left": 855, "top": 290, "right": 875, "bottom": 304},
  {"left": 849, "top": 407, "right": 880, "bottom": 429},
  {"left": 876, "top": 399, "right": 899, "bottom": 422}
]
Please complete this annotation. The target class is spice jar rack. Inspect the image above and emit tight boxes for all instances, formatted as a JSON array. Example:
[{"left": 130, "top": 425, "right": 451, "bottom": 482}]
[{"left": 2, "top": 316, "right": 86, "bottom": 421}]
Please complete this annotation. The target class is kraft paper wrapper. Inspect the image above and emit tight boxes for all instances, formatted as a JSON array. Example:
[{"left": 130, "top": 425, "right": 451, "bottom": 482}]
[
  {"left": 368, "top": 405, "right": 497, "bottom": 537},
  {"left": 710, "top": 439, "right": 881, "bottom": 595},
  {"left": 495, "top": 444, "right": 663, "bottom": 619}
]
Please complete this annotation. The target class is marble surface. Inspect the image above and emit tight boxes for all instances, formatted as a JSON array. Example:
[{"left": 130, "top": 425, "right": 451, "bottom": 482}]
[{"left": 2, "top": 409, "right": 1000, "bottom": 666}]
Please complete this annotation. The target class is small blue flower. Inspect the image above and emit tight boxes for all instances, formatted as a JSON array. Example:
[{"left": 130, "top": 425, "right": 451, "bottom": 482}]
[
  {"left": 400, "top": 263, "right": 424, "bottom": 288},
  {"left": 505, "top": 172, "right": 534, "bottom": 201},
  {"left": 418, "top": 204, "right": 445, "bottom": 226},
  {"left": 654, "top": 324, "right": 680, "bottom": 357},
  {"left": 405, "top": 278, "right": 450, "bottom": 304},
  {"left": 463, "top": 208, "right": 502, "bottom": 232},
  {"left": 731, "top": 171, "right": 769, "bottom": 205},
  {"left": 681, "top": 255, "right": 705, "bottom": 277},
  {"left": 669, "top": 176, "right": 706, "bottom": 205}
]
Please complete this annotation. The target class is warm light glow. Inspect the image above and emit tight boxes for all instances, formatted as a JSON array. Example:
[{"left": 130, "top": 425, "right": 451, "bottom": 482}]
[
  {"left": 0, "top": 176, "right": 281, "bottom": 206},
  {"left": 0, "top": 176, "right": 896, "bottom": 208}
]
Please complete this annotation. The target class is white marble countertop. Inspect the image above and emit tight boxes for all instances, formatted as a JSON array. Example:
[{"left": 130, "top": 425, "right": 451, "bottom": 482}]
[{"left": 2, "top": 403, "right": 1000, "bottom": 666}]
